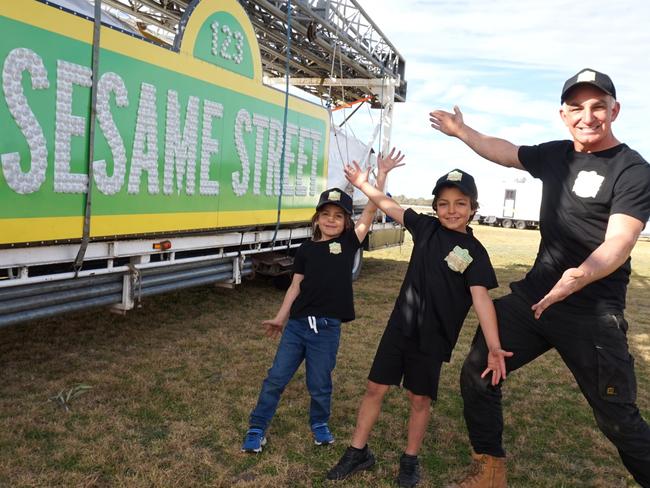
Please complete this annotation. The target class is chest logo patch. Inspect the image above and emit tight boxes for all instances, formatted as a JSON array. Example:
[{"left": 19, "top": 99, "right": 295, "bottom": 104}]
[
  {"left": 445, "top": 246, "right": 473, "bottom": 273},
  {"left": 329, "top": 242, "right": 342, "bottom": 254},
  {"left": 572, "top": 170, "right": 604, "bottom": 198}
]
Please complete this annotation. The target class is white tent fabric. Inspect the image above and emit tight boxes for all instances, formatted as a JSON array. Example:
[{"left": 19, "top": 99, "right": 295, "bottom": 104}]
[{"left": 327, "top": 125, "right": 378, "bottom": 207}]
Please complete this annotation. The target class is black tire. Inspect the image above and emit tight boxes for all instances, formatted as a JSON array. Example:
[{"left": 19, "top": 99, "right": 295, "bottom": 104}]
[
  {"left": 515, "top": 220, "right": 527, "bottom": 230},
  {"left": 501, "top": 219, "right": 513, "bottom": 229},
  {"left": 351, "top": 248, "right": 363, "bottom": 281}
]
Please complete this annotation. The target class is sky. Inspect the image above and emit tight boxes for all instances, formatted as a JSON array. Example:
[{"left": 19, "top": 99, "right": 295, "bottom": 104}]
[{"left": 325, "top": 0, "right": 650, "bottom": 198}]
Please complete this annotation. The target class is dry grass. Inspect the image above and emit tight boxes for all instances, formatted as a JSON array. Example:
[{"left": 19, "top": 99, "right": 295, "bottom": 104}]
[{"left": 1, "top": 226, "right": 649, "bottom": 487}]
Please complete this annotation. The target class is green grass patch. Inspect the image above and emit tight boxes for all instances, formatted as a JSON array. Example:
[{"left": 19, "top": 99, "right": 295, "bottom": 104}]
[{"left": 0, "top": 226, "right": 648, "bottom": 486}]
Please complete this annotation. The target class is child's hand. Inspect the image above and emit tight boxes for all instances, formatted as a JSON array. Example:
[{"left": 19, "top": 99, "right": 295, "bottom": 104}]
[
  {"left": 377, "top": 147, "right": 405, "bottom": 175},
  {"left": 262, "top": 318, "right": 284, "bottom": 339},
  {"left": 481, "top": 348, "right": 514, "bottom": 386},
  {"left": 344, "top": 160, "right": 370, "bottom": 188}
]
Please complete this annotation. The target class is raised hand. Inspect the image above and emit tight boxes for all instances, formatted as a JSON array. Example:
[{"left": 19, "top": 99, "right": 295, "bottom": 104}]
[
  {"left": 344, "top": 160, "right": 370, "bottom": 189},
  {"left": 377, "top": 147, "right": 405, "bottom": 175},
  {"left": 262, "top": 318, "right": 284, "bottom": 339},
  {"left": 429, "top": 105, "right": 465, "bottom": 138}
]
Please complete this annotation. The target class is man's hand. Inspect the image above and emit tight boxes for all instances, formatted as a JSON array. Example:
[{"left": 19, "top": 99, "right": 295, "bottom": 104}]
[
  {"left": 531, "top": 268, "right": 585, "bottom": 319},
  {"left": 377, "top": 147, "right": 405, "bottom": 175},
  {"left": 429, "top": 105, "right": 465, "bottom": 138},
  {"left": 344, "top": 160, "right": 370, "bottom": 189},
  {"left": 262, "top": 318, "right": 284, "bottom": 339},
  {"left": 481, "top": 348, "right": 514, "bottom": 386}
]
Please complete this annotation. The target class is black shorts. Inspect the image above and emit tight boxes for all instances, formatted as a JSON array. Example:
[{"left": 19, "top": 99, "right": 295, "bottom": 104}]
[{"left": 368, "top": 324, "right": 443, "bottom": 400}]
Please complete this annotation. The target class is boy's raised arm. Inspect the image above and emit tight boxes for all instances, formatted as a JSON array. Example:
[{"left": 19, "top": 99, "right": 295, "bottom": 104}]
[
  {"left": 352, "top": 148, "right": 405, "bottom": 241},
  {"left": 346, "top": 160, "right": 406, "bottom": 226}
]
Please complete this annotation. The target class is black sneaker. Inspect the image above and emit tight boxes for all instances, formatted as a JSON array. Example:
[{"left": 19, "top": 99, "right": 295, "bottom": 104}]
[
  {"left": 397, "top": 453, "right": 420, "bottom": 487},
  {"left": 326, "top": 445, "right": 375, "bottom": 480}
]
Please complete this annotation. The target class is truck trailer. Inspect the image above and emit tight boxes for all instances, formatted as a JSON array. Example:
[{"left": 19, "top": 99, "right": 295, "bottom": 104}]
[
  {"left": 477, "top": 177, "right": 542, "bottom": 230},
  {"left": 0, "top": 0, "right": 404, "bottom": 327}
]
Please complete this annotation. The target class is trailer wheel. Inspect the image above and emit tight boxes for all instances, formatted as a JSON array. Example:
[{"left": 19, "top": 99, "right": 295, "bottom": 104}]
[
  {"left": 515, "top": 220, "right": 527, "bottom": 230},
  {"left": 351, "top": 248, "right": 363, "bottom": 281},
  {"left": 501, "top": 219, "right": 513, "bottom": 229}
]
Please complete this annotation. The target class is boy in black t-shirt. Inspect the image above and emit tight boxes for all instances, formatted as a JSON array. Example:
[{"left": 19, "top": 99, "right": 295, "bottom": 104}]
[{"left": 327, "top": 165, "right": 512, "bottom": 487}]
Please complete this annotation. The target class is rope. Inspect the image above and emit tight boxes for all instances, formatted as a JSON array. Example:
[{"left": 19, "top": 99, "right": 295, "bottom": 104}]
[
  {"left": 73, "top": 0, "right": 102, "bottom": 275},
  {"left": 377, "top": 71, "right": 385, "bottom": 156},
  {"left": 270, "top": 0, "right": 292, "bottom": 246}
]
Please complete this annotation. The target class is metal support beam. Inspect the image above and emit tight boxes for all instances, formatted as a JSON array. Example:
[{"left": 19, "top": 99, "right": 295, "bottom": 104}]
[
  {"left": 263, "top": 76, "right": 401, "bottom": 88},
  {"left": 95, "top": 0, "right": 407, "bottom": 106}
]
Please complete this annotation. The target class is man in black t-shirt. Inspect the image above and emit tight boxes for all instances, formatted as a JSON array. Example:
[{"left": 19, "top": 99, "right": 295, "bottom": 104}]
[{"left": 430, "top": 69, "right": 650, "bottom": 487}]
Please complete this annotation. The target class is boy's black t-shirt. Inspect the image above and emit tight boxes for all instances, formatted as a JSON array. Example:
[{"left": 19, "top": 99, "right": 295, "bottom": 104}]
[
  {"left": 290, "top": 228, "right": 363, "bottom": 322},
  {"left": 517, "top": 141, "right": 650, "bottom": 313},
  {"left": 388, "top": 209, "right": 498, "bottom": 361}
]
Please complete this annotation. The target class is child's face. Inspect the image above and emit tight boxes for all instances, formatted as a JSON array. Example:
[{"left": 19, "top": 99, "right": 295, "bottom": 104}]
[
  {"left": 434, "top": 186, "right": 472, "bottom": 233},
  {"left": 316, "top": 204, "right": 346, "bottom": 240}
]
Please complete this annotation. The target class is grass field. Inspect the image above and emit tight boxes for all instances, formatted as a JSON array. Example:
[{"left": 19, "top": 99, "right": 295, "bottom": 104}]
[{"left": 1, "top": 226, "right": 649, "bottom": 487}]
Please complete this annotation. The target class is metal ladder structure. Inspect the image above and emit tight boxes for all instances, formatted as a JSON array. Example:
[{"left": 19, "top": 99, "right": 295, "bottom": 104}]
[{"left": 98, "top": 0, "right": 407, "bottom": 107}]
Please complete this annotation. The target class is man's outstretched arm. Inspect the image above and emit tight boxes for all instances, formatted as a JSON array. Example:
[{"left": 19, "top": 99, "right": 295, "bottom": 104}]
[
  {"left": 531, "top": 213, "right": 644, "bottom": 318},
  {"left": 429, "top": 105, "right": 524, "bottom": 170}
]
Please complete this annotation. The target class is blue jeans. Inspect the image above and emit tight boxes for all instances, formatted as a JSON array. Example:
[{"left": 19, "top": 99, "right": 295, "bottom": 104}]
[{"left": 249, "top": 317, "right": 342, "bottom": 431}]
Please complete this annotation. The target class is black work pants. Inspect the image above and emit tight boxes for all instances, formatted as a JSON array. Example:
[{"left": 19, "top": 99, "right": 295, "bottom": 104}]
[{"left": 460, "top": 292, "right": 650, "bottom": 487}]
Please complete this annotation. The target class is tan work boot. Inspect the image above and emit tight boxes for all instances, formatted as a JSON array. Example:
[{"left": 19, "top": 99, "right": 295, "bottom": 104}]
[{"left": 446, "top": 451, "right": 507, "bottom": 488}]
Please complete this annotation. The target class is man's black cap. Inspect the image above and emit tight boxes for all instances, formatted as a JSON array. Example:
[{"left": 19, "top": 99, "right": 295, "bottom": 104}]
[
  {"left": 432, "top": 169, "right": 478, "bottom": 200},
  {"left": 561, "top": 68, "right": 616, "bottom": 104},
  {"left": 316, "top": 187, "right": 353, "bottom": 214}
]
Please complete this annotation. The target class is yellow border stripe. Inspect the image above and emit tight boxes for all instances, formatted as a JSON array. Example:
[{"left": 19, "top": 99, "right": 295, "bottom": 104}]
[{"left": 1, "top": 209, "right": 314, "bottom": 244}]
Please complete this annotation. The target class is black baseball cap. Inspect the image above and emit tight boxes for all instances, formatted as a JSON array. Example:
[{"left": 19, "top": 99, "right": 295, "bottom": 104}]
[
  {"left": 316, "top": 187, "right": 353, "bottom": 214},
  {"left": 432, "top": 169, "right": 478, "bottom": 200},
  {"left": 561, "top": 68, "right": 616, "bottom": 104}
]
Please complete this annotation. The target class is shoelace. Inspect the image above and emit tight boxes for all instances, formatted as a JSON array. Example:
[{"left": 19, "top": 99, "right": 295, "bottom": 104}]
[{"left": 245, "top": 429, "right": 263, "bottom": 443}]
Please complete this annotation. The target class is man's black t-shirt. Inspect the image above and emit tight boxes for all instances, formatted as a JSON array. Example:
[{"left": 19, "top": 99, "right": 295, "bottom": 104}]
[
  {"left": 290, "top": 228, "right": 363, "bottom": 322},
  {"left": 388, "top": 209, "right": 498, "bottom": 361},
  {"left": 517, "top": 141, "right": 650, "bottom": 312}
]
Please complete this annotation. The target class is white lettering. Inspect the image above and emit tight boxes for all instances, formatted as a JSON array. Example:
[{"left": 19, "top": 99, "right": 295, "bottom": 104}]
[
  {"left": 199, "top": 99, "right": 223, "bottom": 195},
  {"left": 128, "top": 82, "right": 159, "bottom": 194},
  {"left": 266, "top": 118, "right": 283, "bottom": 196},
  {"left": 1, "top": 48, "right": 49, "bottom": 194},
  {"left": 309, "top": 129, "right": 321, "bottom": 195},
  {"left": 164, "top": 90, "right": 199, "bottom": 195},
  {"left": 295, "top": 128, "right": 311, "bottom": 196},
  {"left": 94, "top": 72, "right": 128, "bottom": 195},
  {"left": 281, "top": 123, "right": 298, "bottom": 196},
  {"left": 232, "top": 108, "right": 251, "bottom": 196},
  {"left": 251, "top": 113, "right": 269, "bottom": 195},
  {"left": 54, "top": 60, "right": 92, "bottom": 193}
]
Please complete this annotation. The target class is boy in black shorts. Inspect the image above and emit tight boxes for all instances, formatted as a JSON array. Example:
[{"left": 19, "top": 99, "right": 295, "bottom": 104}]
[{"left": 327, "top": 163, "right": 512, "bottom": 487}]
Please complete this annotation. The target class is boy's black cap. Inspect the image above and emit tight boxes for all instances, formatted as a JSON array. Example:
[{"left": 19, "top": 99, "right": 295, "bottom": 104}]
[
  {"left": 316, "top": 187, "right": 353, "bottom": 214},
  {"left": 432, "top": 169, "right": 478, "bottom": 200},
  {"left": 561, "top": 68, "right": 616, "bottom": 104}
]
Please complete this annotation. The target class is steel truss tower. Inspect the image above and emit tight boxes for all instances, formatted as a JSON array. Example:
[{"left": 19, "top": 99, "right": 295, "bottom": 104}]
[{"left": 97, "top": 0, "right": 407, "bottom": 108}]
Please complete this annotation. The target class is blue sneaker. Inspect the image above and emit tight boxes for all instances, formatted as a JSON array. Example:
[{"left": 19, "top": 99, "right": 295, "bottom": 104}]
[
  {"left": 241, "top": 428, "right": 267, "bottom": 453},
  {"left": 312, "top": 422, "right": 334, "bottom": 446}
]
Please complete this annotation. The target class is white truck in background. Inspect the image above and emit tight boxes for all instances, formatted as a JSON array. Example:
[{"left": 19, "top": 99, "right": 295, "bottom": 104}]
[{"left": 477, "top": 177, "right": 542, "bottom": 230}]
